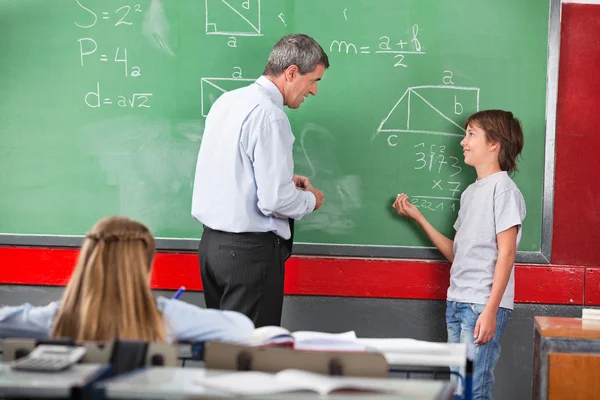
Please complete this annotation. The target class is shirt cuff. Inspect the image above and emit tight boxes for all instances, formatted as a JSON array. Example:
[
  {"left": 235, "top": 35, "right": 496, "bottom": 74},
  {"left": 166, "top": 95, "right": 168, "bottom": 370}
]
[{"left": 304, "top": 190, "right": 317, "bottom": 214}]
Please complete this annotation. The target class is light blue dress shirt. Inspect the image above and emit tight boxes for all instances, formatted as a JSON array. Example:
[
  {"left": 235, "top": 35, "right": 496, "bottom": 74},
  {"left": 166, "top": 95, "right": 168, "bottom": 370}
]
[
  {"left": 191, "top": 76, "right": 316, "bottom": 240},
  {"left": 0, "top": 297, "right": 254, "bottom": 343}
]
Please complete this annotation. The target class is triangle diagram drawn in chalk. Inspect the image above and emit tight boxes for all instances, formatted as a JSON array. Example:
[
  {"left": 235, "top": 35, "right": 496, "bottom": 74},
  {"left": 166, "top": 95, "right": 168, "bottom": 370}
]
[
  {"left": 377, "top": 86, "right": 480, "bottom": 137},
  {"left": 205, "top": 0, "right": 262, "bottom": 36}
]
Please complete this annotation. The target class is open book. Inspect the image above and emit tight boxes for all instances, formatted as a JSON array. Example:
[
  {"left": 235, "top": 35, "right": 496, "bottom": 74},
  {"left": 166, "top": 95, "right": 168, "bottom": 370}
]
[
  {"left": 195, "top": 369, "right": 392, "bottom": 396},
  {"left": 248, "top": 326, "right": 366, "bottom": 351}
]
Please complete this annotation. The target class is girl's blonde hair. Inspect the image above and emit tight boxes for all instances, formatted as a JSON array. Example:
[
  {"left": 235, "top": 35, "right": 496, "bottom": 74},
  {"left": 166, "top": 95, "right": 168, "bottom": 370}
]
[{"left": 52, "top": 216, "right": 166, "bottom": 342}]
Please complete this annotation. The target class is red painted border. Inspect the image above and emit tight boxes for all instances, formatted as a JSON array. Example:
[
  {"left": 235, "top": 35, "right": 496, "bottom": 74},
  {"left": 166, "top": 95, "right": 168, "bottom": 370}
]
[
  {"left": 284, "top": 258, "right": 450, "bottom": 300},
  {"left": 515, "top": 265, "right": 585, "bottom": 305},
  {"left": 585, "top": 268, "right": 600, "bottom": 305},
  {"left": 0, "top": 247, "right": 591, "bottom": 305},
  {"left": 552, "top": 4, "right": 600, "bottom": 265}
]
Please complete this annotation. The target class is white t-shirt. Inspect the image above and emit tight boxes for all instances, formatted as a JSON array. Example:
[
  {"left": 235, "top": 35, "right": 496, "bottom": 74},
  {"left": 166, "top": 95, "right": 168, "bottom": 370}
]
[{"left": 448, "top": 171, "right": 526, "bottom": 310}]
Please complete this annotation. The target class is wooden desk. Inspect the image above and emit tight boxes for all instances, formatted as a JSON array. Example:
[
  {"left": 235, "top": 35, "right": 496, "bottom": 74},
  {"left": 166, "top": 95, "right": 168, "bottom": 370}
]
[{"left": 533, "top": 316, "right": 600, "bottom": 400}]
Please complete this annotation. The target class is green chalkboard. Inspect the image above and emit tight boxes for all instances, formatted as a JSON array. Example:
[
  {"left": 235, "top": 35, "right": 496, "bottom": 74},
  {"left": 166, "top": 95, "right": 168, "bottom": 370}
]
[{"left": 0, "top": 0, "right": 557, "bottom": 261}]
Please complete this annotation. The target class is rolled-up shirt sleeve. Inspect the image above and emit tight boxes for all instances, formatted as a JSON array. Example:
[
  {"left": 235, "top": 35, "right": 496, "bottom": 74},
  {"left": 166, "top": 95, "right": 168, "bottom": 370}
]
[
  {"left": 251, "top": 118, "right": 316, "bottom": 220},
  {"left": 0, "top": 302, "right": 58, "bottom": 339},
  {"left": 158, "top": 297, "right": 255, "bottom": 343}
]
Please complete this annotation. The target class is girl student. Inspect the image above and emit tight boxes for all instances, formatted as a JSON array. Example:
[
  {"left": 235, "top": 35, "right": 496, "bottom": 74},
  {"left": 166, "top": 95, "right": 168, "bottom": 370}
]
[{"left": 0, "top": 216, "right": 254, "bottom": 343}]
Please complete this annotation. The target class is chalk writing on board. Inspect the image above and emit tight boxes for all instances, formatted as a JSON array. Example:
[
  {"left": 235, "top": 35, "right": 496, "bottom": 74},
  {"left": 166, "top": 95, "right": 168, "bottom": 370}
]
[
  {"left": 413, "top": 143, "right": 462, "bottom": 177},
  {"left": 408, "top": 140, "right": 464, "bottom": 211},
  {"left": 75, "top": 0, "right": 143, "bottom": 29},
  {"left": 380, "top": 84, "right": 478, "bottom": 214},
  {"left": 376, "top": 85, "right": 480, "bottom": 143},
  {"left": 328, "top": 25, "right": 424, "bottom": 68},
  {"left": 432, "top": 181, "right": 461, "bottom": 197},
  {"left": 205, "top": 0, "right": 262, "bottom": 37},
  {"left": 409, "top": 196, "right": 459, "bottom": 213},
  {"left": 85, "top": 82, "right": 152, "bottom": 108},
  {"left": 75, "top": 1, "right": 151, "bottom": 109},
  {"left": 411, "top": 24, "right": 421, "bottom": 51},
  {"left": 411, "top": 144, "right": 463, "bottom": 211},
  {"left": 432, "top": 181, "right": 462, "bottom": 195},
  {"left": 232, "top": 67, "right": 243, "bottom": 78},
  {"left": 78, "top": 39, "right": 141, "bottom": 77},
  {"left": 443, "top": 70, "right": 455, "bottom": 85},
  {"left": 278, "top": 13, "right": 287, "bottom": 27},
  {"left": 330, "top": 41, "right": 358, "bottom": 54}
]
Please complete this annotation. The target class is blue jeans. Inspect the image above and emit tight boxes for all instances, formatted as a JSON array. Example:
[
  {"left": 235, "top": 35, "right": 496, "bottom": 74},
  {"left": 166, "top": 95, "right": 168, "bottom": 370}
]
[{"left": 446, "top": 301, "right": 511, "bottom": 400}]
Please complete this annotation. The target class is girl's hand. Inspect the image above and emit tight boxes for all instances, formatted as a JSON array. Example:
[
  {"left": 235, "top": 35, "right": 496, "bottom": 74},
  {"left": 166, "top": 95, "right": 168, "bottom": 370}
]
[{"left": 393, "top": 193, "right": 423, "bottom": 222}]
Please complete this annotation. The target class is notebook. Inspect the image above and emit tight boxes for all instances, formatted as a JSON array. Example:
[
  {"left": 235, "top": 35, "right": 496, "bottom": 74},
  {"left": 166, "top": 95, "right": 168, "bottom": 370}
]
[
  {"left": 248, "top": 326, "right": 365, "bottom": 351},
  {"left": 195, "top": 369, "right": 393, "bottom": 396}
]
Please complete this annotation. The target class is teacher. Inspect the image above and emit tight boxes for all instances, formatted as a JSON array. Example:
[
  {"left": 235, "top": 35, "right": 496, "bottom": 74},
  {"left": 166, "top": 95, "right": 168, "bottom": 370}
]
[{"left": 191, "top": 34, "right": 329, "bottom": 327}]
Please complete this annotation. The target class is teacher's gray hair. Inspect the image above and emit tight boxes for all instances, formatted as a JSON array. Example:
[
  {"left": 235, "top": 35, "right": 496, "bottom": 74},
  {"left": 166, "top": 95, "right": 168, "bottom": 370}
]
[{"left": 263, "top": 34, "right": 330, "bottom": 76}]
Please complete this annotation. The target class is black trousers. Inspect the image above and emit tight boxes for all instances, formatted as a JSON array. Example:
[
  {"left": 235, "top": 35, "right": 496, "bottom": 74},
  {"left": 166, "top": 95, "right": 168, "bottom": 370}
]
[{"left": 198, "top": 225, "right": 292, "bottom": 328}]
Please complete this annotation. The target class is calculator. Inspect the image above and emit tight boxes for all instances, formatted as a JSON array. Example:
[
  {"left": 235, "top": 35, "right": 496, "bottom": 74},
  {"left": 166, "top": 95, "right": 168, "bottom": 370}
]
[{"left": 12, "top": 345, "right": 87, "bottom": 372}]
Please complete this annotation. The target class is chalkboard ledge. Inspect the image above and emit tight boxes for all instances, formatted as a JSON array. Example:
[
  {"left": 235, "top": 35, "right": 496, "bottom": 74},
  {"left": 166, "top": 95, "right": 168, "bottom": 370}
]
[{"left": 0, "top": 234, "right": 549, "bottom": 263}]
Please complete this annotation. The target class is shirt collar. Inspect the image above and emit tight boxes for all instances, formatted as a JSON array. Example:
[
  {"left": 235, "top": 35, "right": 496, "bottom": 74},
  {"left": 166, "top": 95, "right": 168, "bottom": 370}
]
[{"left": 255, "top": 75, "right": 284, "bottom": 110}]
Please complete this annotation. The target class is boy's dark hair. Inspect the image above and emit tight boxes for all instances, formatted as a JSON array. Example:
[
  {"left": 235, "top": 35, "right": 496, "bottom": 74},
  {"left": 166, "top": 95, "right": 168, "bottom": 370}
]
[
  {"left": 263, "top": 34, "right": 330, "bottom": 76},
  {"left": 465, "top": 110, "right": 524, "bottom": 175}
]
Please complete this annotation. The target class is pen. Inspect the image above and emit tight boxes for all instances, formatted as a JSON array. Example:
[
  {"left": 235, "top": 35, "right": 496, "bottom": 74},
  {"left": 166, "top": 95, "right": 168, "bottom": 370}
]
[{"left": 173, "top": 286, "right": 186, "bottom": 300}]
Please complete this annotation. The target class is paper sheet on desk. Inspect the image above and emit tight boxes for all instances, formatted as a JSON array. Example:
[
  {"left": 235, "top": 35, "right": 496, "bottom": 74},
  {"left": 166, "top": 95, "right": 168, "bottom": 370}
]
[
  {"left": 292, "top": 331, "right": 364, "bottom": 351},
  {"left": 248, "top": 328, "right": 364, "bottom": 351},
  {"left": 360, "top": 339, "right": 468, "bottom": 370},
  {"left": 292, "top": 330, "right": 357, "bottom": 341},
  {"left": 358, "top": 338, "right": 452, "bottom": 354}
]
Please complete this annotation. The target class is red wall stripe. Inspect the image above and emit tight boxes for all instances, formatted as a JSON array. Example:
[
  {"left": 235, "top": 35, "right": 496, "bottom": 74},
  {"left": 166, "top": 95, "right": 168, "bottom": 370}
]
[
  {"left": 0, "top": 247, "right": 592, "bottom": 305},
  {"left": 283, "top": 258, "right": 450, "bottom": 300},
  {"left": 552, "top": 4, "right": 600, "bottom": 265},
  {"left": 514, "top": 265, "right": 585, "bottom": 305},
  {"left": 151, "top": 252, "right": 202, "bottom": 290},
  {"left": 0, "top": 247, "right": 77, "bottom": 286},
  {"left": 585, "top": 267, "right": 600, "bottom": 306}
]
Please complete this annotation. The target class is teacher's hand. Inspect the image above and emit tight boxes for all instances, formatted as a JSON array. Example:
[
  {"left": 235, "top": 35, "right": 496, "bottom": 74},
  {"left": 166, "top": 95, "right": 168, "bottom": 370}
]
[
  {"left": 293, "top": 174, "right": 312, "bottom": 190},
  {"left": 307, "top": 187, "right": 324, "bottom": 211}
]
